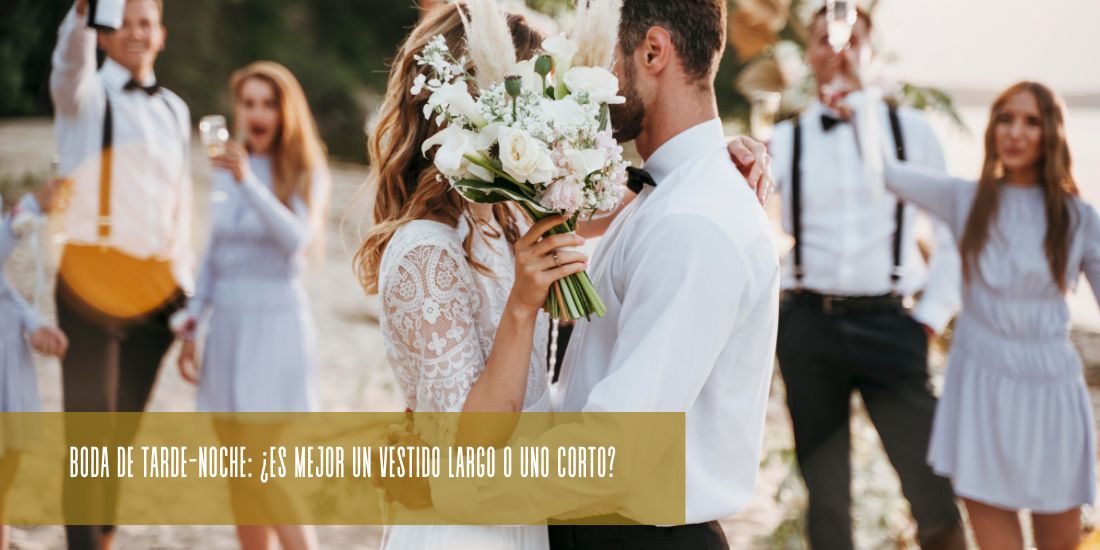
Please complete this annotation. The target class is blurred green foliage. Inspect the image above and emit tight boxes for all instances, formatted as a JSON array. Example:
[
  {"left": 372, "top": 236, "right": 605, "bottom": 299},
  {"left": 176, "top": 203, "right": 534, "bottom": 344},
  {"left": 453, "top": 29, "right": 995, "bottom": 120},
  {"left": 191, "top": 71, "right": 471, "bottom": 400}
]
[{"left": 1, "top": 0, "right": 422, "bottom": 162}]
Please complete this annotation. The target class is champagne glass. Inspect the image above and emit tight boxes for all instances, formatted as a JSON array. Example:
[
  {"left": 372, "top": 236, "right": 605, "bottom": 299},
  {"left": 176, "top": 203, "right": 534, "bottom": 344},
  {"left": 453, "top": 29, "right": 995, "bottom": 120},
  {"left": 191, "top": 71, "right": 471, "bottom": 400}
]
[
  {"left": 749, "top": 91, "right": 782, "bottom": 142},
  {"left": 825, "top": 0, "right": 857, "bottom": 54},
  {"left": 199, "top": 115, "right": 230, "bottom": 157},
  {"left": 821, "top": 0, "right": 861, "bottom": 108}
]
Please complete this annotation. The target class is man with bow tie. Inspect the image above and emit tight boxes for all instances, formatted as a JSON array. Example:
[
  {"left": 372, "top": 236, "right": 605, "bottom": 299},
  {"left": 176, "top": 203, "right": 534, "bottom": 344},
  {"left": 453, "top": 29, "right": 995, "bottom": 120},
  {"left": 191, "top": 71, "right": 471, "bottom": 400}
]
[
  {"left": 50, "top": 0, "right": 191, "bottom": 548},
  {"left": 766, "top": 6, "right": 966, "bottom": 550}
]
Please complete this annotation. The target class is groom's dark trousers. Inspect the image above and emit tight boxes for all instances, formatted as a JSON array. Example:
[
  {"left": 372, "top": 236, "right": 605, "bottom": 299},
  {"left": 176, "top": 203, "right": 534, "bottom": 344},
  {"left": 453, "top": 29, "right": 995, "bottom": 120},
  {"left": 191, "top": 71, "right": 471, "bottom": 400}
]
[
  {"left": 549, "top": 518, "right": 728, "bottom": 549},
  {"left": 776, "top": 291, "right": 965, "bottom": 550}
]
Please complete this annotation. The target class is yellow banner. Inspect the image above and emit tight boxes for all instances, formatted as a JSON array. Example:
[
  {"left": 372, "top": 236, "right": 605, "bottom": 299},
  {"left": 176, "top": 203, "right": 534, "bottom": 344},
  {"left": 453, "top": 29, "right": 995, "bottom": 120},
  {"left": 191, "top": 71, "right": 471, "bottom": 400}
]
[{"left": 0, "top": 412, "right": 684, "bottom": 526}]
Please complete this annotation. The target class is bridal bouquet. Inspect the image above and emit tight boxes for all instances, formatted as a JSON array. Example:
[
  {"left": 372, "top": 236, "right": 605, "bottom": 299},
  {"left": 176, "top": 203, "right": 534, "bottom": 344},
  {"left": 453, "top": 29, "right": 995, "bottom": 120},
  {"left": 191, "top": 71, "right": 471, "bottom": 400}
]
[{"left": 416, "top": 0, "right": 628, "bottom": 321}]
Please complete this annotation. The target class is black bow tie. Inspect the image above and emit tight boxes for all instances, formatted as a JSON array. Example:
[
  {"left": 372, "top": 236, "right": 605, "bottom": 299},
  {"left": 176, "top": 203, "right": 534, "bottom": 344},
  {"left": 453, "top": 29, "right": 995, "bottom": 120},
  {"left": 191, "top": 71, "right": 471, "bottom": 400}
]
[
  {"left": 124, "top": 79, "right": 160, "bottom": 96},
  {"left": 820, "top": 113, "right": 849, "bottom": 132},
  {"left": 625, "top": 166, "right": 657, "bottom": 194}
]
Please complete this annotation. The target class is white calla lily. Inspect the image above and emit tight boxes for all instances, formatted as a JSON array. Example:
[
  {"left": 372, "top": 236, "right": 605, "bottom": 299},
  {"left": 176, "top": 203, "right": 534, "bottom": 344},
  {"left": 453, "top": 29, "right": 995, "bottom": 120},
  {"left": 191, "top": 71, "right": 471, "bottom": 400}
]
[
  {"left": 563, "top": 67, "right": 625, "bottom": 105},
  {"left": 541, "top": 97, "right": 589, "bottom": 128},
  {"left": 427, "top": 81, "right": 487, "bottom": 127},
  {"left": 542, "top": 33, "right": 578, "bottom": 73},
  {"left": 511, "top": 58, "right": 544, "bottom": 95},
  {"left": 422, "top": 126, "right": 480, "bottom": 179},
  {"left": 564, "top": 148, "right": 608, "bottom": 177}
]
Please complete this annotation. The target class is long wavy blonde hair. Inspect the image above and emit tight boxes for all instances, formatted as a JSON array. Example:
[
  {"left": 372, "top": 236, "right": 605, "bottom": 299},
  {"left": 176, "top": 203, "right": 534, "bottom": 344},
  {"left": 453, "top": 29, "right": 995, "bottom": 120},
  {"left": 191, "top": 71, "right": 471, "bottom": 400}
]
[
  {"left": 355, "top": 4, "right": 544, "bottom": 294},
  {"left": 230, "top": 61, "right": 330, "bottom": 259},
  {"left": 959, "top": 81, "right": 1079, "bottom": 292}
]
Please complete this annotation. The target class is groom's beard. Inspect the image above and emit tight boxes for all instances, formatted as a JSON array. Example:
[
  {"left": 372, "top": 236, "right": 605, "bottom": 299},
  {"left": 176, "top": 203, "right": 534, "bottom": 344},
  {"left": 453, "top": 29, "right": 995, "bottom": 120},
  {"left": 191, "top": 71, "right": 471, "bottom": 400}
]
[{"left": 610, "top": 57, "right": 645, "bottom": 143}]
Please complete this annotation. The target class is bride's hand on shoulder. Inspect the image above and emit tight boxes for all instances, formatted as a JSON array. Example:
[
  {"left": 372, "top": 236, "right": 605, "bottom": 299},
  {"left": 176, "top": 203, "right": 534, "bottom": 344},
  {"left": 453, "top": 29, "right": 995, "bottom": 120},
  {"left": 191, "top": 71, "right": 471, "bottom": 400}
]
[
  {"left": 509, "top": 215, "right": 588, "bottom": 316},
  {"left": 727, "top": 136, "right": 773, "bottom": 207}
]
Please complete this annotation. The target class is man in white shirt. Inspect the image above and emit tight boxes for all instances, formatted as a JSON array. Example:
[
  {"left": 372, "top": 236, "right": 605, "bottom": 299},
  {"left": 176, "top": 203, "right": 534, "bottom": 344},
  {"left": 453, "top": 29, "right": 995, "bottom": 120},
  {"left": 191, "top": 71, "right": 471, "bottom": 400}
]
[
  {"left": 547, "top": 0, "right": 778, "bottom": 546},
  {"left": 50, "top": 1, "right": 191, "bottom": 548},
  {"left": 765, "top": 8, "right": 965, "bottom": 550}
]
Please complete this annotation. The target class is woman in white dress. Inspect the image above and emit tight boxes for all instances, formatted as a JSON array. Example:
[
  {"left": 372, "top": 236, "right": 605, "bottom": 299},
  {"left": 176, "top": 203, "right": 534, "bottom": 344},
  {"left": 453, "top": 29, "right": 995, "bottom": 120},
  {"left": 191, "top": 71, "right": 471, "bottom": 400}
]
[
  {"left": 174, "top": 61, "right": 330, "bottom": 550},
  {"left": 355, "top": 5, "right": 589, "bottom": 549},
  {"left": 0, "top": 182, "right": 68, "bottom": 550},
  {"left": 843, "top": 78, "right": 1098, "bottom": 550}
]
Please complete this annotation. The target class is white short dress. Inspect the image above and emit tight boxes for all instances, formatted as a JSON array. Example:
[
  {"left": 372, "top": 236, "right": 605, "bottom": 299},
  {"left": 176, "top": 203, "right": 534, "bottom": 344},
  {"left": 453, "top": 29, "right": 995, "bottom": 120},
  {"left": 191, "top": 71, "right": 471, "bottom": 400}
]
[
  {"left": 885, "top": 163, "right": 1099, "bottom": 513},
  {"left": 187, "top": 157, "right": 329, "bottom": 413}
]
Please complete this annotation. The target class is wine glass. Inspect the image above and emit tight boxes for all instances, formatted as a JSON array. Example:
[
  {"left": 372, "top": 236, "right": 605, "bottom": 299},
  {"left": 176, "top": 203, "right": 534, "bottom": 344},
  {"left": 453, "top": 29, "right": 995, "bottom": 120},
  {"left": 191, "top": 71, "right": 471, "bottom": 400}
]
[
  {"left": 199, "top": 115, "right": 230, "bottom": 157},
  {"left": 749, "top": 91, "right": 782, "bottom": 142},
  {"left": 825, "top": 0, "right": 857, "bottom": 54},
  {"left": 821, "top": 0, "right": 861, "bottom": 107}
]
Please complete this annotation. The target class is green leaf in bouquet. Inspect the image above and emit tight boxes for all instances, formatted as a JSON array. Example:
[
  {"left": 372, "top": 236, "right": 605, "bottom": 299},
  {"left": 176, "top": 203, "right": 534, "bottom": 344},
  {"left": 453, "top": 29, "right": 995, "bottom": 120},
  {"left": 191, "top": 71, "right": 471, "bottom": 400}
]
[
  {"left": 463, "top": 153, "right": 538, "bottom": 196},
  {"left": 451, "top": 178, "right": 556, "bottom": 215},
  {"left": 598, "top": 103, "right": 610, "bottom": 132}
]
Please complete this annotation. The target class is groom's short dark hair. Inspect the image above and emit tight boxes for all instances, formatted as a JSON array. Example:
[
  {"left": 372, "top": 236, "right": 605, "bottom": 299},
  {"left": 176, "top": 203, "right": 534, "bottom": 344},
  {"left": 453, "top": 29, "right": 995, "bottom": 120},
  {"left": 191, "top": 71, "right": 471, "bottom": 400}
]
[{"left": 619, "top": 0, "right": 727, "bottom": 86}]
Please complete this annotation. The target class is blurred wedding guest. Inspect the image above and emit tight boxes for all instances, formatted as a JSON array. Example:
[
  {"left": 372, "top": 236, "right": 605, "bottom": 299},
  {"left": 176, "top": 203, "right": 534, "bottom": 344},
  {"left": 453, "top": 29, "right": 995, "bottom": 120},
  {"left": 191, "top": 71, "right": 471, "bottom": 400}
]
[
  {"left": 848, "top": 80, "right": 1098, "bottom": 550},
  {"left": 763, "top": 7, "right": 965, "bottom": 549},
  {"left": 1, "top": 180, "right": 69, "bottom": 550},
  {"left": 174, "top": 61, "right": 330, "bottom": 550},
  {"left": 50, "top": 0, "right": 191, "bottom": 548}
]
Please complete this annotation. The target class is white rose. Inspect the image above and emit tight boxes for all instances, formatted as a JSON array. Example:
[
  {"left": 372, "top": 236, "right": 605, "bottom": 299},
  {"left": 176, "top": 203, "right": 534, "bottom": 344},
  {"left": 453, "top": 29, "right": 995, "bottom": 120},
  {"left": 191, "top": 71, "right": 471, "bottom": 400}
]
[
  {"left": 542, "top": 33, "right": 578, "bottom": 73},
  {"left": 427, "top": 81, "right": 487, "bottom": 127},
  {"left": 563, "top": 67, "right": 625, "bottom": 105},
  {"left": 498, "top": 127, "right": 556, "bottom": 184},
  {"left": 564, "top": 148, "right": 607, "bottom": 177},
  {"left": 422, "top": 126, "right": 480, "bottom": 179},
  {"left": 511, "top": 58, "right": 544, "bottom": 96},
  {"left": 541, "top": 97, "right": 589, "bottom": 128}
]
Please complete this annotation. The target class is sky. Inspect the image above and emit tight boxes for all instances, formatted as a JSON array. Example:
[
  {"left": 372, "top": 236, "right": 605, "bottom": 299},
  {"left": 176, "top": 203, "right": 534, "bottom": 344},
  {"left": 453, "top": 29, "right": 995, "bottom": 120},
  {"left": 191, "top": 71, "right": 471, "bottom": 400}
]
[{"left": 877, "top": 0, "right": 1100, "bottom": 97}]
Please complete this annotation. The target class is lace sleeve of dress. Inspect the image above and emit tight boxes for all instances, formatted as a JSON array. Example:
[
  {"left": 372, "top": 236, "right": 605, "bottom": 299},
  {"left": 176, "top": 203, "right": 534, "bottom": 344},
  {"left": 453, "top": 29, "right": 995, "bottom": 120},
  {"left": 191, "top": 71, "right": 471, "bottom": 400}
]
[{"left": 381, "top": 239, "right": 485, "bottom": 413}]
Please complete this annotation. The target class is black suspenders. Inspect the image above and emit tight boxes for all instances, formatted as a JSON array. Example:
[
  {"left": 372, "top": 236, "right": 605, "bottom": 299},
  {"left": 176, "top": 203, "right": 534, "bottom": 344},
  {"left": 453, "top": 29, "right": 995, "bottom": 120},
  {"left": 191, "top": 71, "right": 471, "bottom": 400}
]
[
  {"left": 791, "top": 103, "right": 907, "bottom": 290},
  {"left": 887, "top": 105, "right": 906, "bottom": 287}
]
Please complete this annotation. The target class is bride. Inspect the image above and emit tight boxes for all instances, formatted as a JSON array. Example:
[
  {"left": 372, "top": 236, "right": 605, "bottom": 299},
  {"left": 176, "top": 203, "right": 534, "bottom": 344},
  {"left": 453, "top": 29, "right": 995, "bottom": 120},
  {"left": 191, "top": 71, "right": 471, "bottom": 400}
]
[{"left": 355, "top": 4, "right": 585, "bottom": 548}]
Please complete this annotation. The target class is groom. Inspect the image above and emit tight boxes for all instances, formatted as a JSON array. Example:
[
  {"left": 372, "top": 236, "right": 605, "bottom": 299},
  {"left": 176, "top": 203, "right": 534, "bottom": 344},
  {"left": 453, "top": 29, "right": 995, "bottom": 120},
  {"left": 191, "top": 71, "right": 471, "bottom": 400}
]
[{"left": 545, "top": 0, "right": 779, "bottom": 547}]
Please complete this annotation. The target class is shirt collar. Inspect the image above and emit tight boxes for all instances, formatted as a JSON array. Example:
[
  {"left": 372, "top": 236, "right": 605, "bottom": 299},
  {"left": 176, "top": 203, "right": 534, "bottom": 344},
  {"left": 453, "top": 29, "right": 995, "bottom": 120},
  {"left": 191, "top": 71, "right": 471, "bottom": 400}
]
[
  {"left": 642, "top": 118, "right": 725, "bottom": 185},
  {"left": 100, "top": 58, "right": 156, "bottom": 91}
]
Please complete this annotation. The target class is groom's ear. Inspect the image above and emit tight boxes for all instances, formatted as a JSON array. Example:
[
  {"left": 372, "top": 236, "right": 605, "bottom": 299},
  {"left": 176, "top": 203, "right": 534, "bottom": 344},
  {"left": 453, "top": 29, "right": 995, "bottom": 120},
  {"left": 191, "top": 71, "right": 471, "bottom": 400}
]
[{"left": 640, "top": 26, "right": 673, "bottom": 75}]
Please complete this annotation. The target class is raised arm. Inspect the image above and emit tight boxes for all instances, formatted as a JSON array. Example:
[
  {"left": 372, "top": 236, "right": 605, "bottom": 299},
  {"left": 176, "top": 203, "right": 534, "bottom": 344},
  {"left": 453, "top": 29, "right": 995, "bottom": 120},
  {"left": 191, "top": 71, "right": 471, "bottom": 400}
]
[
  {"left": 237, "top": 172, "right": 313, "bottom": 254},
  {"left": 211, "top": 142, "right": 315, "bottom": 255},
  {"left": 382, "top": 217, "right": 586, "bottom": 415},
  {"left": 50, "top": 1, "right": 104, "bottom": 117},
  {"left": 843, "top": 91, "right": 973, "bottom": 232},
  {"left": 906, "top": 122, "right": 962, "bottom": 334}
]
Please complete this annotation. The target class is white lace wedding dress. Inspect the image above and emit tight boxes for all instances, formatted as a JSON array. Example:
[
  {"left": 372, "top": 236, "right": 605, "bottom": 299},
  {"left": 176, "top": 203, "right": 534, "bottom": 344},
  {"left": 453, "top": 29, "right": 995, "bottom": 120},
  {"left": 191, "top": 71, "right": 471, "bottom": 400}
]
[{"left": 377, "top": 216, "right": 551, "bottom": 549}]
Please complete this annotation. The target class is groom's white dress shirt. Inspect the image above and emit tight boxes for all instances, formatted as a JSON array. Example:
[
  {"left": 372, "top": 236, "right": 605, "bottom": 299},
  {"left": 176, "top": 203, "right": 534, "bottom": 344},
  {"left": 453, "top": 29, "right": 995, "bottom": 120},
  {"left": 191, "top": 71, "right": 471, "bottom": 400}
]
[
  {"left": 431, "top": 119, "right": 779, "bottom": 526},
  {"left": 554, "top": 119, "right": 780, "bottom": 523}
]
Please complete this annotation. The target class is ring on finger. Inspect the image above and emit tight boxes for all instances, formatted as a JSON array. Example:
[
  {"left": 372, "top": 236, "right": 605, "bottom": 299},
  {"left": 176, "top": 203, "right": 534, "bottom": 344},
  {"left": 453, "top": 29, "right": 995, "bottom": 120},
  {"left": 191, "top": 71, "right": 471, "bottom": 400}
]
[{"left": 552, "top": 253, "right": 561, "bottom": 267}]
